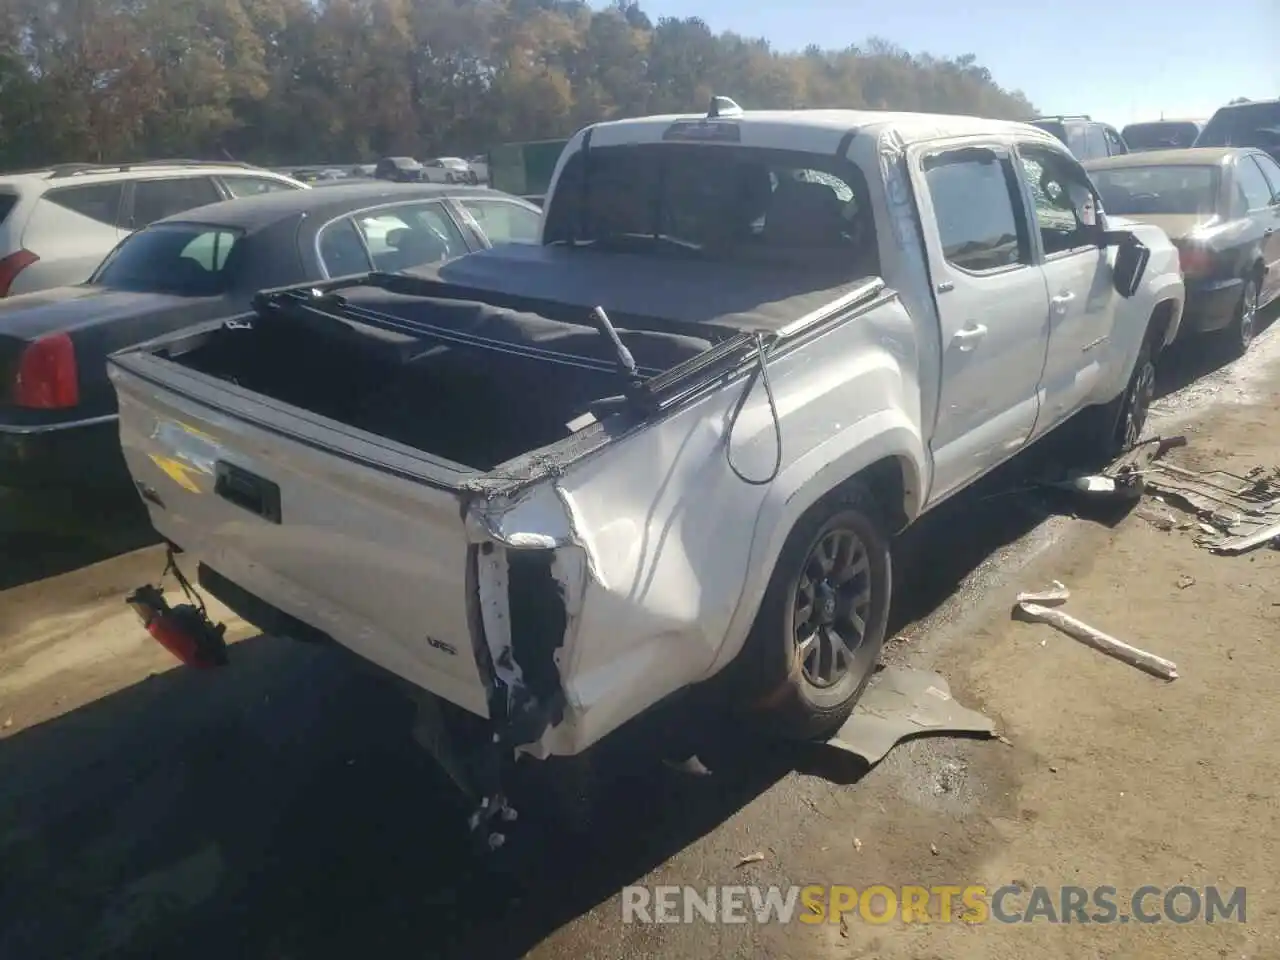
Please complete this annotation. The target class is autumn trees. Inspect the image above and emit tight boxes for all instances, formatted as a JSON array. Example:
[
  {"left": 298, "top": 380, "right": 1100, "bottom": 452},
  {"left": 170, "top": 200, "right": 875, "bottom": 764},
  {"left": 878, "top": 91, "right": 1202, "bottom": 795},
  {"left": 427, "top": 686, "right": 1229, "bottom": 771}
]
[{"left": 0, "top": 0, "right": 1036, "bottom": 170}]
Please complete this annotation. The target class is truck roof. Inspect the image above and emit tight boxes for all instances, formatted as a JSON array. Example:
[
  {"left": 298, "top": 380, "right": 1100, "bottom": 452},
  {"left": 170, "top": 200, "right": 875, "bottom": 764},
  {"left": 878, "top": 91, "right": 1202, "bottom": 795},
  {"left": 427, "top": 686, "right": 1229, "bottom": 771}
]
[{"left": 582, "top": 108, "right": 1061, "bottom": 155}]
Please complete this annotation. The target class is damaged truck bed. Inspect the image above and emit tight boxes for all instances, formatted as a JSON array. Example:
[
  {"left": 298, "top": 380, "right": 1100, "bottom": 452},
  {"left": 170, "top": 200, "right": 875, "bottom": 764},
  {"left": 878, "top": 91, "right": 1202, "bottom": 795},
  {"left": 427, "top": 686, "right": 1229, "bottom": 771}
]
[{"left": 109, "top": 262, "right": 898, "bottom": 763}]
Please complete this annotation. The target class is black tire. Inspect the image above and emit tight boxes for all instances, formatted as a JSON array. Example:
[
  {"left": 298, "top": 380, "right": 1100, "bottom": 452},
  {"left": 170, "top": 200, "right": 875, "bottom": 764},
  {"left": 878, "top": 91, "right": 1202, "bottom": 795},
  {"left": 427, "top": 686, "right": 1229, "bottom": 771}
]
[
  {"left": 1219, "top": 276, "right": 1260, "bottom": 359},
  {"left": 734, "top": 485, "right": 891, "bottom": 741},
  {"left": 1081, "top": 332, "right": 1157, "bottom": 462}
]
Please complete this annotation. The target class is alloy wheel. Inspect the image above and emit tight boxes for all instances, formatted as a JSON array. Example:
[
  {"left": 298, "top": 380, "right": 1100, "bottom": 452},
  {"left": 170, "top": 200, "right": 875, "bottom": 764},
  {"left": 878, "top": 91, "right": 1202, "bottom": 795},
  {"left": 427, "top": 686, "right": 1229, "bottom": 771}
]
[{"left": 793, "top": 528, "right": 873, "bottom": 688}]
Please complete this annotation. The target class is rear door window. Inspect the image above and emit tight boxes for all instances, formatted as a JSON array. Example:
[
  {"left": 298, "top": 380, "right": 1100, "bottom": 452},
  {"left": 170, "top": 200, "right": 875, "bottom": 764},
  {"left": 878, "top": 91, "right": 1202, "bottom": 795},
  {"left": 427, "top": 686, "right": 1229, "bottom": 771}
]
[
  {"left": 92, "top": 223, "right": 244, "bottom": 295},
  {"left": 42, "top": 183, "right": 126, "bottom": 227},
  {"left": 1082, "top": 125, "right": 1108, "bottom": 161},
  {"left": 352, "top": 201, "right": 467, "bottom": 271},
  {"left": 1252, "top": 152, "right": 1280, "bottom": 200},
  {"left": 317, "top": 217, "right": 374, "bottom": 277},
  {"left": 923, "top": 150, "right": 1029, "bottom": 272},
  {"left": 456, "top": 199, "right": 541, "bottom": 245},
  {"left": 128, "top": 177, "right": 222, "bottom": 229},
  {"left": 1235, "top": 156, "right": 1275, "bottom": 212},
  {"left": 1103, "top": 127, "right": 1128, "bottom": 156}
]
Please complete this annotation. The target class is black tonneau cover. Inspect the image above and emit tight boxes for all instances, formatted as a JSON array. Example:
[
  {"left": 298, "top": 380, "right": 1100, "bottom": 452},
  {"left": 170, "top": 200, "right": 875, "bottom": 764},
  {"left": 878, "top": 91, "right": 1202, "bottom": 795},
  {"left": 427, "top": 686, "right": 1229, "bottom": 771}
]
[
  {"left": 407, "top": 242, "right": 874, "bottom": 333},
  {"left": 296, "top": 284, "right": 717, "bottom": 375}
]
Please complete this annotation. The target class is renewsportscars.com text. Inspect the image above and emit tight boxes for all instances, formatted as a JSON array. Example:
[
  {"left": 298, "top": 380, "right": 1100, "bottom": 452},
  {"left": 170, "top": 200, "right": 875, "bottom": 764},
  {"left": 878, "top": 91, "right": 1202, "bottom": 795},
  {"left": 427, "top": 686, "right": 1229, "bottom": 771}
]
[{"left": 621, "top": 884, "right": 1247, "bottom": 925}]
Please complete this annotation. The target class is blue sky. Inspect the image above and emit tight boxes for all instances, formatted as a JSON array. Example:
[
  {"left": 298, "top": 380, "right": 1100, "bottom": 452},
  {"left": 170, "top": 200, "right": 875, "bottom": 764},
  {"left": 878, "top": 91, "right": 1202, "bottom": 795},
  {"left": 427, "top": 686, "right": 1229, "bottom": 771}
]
[{"left": 630, "top": 0, "right": 1279, "bottom": 125}]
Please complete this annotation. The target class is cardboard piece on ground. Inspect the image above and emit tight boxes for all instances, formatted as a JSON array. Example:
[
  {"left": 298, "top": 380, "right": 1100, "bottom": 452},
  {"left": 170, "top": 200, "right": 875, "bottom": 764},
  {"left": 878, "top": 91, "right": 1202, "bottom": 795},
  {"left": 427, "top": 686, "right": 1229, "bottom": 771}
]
[{"left": 824, "top": 666, "right": 995, "bottom": 765}]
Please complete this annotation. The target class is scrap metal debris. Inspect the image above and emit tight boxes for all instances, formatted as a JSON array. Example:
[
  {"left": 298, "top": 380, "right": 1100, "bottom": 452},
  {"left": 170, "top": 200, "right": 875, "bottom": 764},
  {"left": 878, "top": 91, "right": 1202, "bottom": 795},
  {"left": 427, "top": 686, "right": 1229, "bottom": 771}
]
[
  {"left": 1138, "top": 460, "right": 1280, "bottom": 554},
  {"left": 824, "top": 666, "right": 996, "bottom": 765},
  {"left": 1014, "top": 581, "right": 1178, "bottom": 681},
  {"left": 736, "top": 852, "right": 765, "bottom": 867}
]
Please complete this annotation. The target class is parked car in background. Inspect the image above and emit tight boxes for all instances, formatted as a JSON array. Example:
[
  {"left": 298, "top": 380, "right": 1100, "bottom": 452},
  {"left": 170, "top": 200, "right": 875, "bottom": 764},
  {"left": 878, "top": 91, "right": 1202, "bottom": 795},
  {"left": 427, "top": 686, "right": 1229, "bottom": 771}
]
[
  {"left": 1195, "top": 99, "right": 1280, "bottom": 163},
  {"left": 1122, "top": 119, "right": 1205, "bottom": 152},
  {"left": 0, "top": 182, "right": 541, "bottom": 498},
  {"left": 423, "top": 157, "right": 479, "bottom": 184},
  {"left": 0, "top": 161, "right": 307, "bottom": 298},
  {"left": 1029, "top": 115, "right": 1128, "bottom": 162},
  {"left": 351, "top": 163, "right": 378, "bottom": 178},
  {"left": 1087, "top": 147, "right": 1280, "bottom": 356},
  {"left": 374, "top": 157, "right": 427, "bottom": 182},
  {"left": 467, "top": 155, "right": 489, "bottom": 183}
]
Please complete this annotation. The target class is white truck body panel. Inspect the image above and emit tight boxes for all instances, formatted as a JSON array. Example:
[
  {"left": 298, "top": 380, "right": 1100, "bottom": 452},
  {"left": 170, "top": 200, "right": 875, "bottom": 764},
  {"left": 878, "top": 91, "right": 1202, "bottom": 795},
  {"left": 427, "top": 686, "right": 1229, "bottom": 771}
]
[{"left": 110, "top": 107, "right": 1185, "bottom": 773}]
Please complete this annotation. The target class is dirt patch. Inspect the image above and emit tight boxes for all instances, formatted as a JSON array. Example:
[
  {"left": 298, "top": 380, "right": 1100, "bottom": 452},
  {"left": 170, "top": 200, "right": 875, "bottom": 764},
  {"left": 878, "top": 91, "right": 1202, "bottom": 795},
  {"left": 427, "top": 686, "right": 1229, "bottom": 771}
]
[
  {"left": 818, "top": 369, "right": 1280, "bottom": 957},
  {"left": 0, "top": 545, "right": 252, "bottom": 736}
]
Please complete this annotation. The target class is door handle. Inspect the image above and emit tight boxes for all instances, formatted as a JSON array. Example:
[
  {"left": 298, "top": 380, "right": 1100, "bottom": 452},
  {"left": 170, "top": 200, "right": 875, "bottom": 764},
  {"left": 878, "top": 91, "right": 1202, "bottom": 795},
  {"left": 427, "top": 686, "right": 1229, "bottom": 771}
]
[
  {"left": 952, "top": 323, "right": 988, "bottom": 352},
  {"left": 1265, "top": 228, "right": 1275, "bottom": 237},
  {"left": 1051, "top": 291, "right": 1076, "bottom": 314}
]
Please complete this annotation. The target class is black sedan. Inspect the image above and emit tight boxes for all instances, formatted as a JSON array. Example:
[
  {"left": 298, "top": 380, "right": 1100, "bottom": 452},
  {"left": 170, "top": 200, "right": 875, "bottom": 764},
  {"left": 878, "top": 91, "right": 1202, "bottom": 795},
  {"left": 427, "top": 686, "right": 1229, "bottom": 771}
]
[
  {"left": 0, "top": 182, "right": 543, "bottom": 494},
  {"left": 1086, "top": 147, "right": 1280, "bottom": 356}
]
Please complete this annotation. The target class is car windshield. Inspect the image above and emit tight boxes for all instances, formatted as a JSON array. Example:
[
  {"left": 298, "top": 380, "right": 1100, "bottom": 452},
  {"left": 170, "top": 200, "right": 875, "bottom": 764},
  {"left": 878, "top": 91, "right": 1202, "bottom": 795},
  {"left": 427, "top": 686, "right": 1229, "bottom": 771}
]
[
  {"left": 92, "top": 223, "right": 245, "bottom": 295},
  {"left": 1091, "top": 165, "right": 1220, "bottom": 217},
  {"left": 1197, "top": 103, "right": 1280, "bottom": 151},
  {"left": 542, "top": 142, "right": 878, "bottom": 272},
  {"left": 1122, "top": 122, "right": 1201, "bottom": 151}
]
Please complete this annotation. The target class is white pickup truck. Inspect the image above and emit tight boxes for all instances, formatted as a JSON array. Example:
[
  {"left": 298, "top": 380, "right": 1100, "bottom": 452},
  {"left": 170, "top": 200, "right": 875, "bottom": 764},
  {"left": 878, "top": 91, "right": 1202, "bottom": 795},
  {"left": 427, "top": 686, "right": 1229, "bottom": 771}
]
[{"left": 108, "top": 101, "right": 1183, "bottom": 834}]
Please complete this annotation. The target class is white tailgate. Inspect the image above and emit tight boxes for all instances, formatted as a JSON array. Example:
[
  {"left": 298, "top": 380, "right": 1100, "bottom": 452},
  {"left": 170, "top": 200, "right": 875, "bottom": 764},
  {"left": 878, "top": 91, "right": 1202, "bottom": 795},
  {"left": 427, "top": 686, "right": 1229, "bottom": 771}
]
[{"left": 111, "top": 361, "right": 491, "bottom": 718}]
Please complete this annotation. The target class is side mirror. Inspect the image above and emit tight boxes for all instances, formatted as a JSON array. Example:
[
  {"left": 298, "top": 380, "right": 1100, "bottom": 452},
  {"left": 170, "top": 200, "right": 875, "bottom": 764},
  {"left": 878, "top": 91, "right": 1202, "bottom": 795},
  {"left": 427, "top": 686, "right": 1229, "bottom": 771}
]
[{"left": 1105, "top": 230, "right": 1150, "bottom": 299}]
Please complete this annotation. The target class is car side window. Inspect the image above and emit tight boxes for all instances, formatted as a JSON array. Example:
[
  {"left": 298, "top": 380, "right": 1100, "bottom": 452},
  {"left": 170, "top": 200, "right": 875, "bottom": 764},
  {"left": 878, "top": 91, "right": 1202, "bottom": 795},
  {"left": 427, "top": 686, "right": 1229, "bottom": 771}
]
[
  {"left": 1235, "top": 157, "right": 1275, "bottom": 211},
  {"left": 1065, "top": 126, "right": 1090, "bottom": 159},
  {"left": 1083, "top": 125, "right": 1108, "bottom": 161},
  {"left": 42, "top": 183, "right": 127, "bottom": 228},
  {"left": 317, "top": 217, "right": 373, "bottom": 277},
  {"left": 457, "top": 199, "right": 541, "bottom": 246},
  {"left": 922, "top": 149, "right": 1030, "bottom": 273},
  {"left": 130, "top": 177, "right": 222, "bottom": 229},
  {"left": 1017, "top": 146, "right": 1101, "bottom": 257},
  {"left": 1249, "top": 153, "right": 1280, "bottom": 201},
  {"left": 221, "top": 175, "right": 299, "bottom": 199},
  {"left": 1103, "top": 127, "right": 1128, "bottom": 156},
  {"left": 352, "top": 201, "right": 467, "bottom": 271}
]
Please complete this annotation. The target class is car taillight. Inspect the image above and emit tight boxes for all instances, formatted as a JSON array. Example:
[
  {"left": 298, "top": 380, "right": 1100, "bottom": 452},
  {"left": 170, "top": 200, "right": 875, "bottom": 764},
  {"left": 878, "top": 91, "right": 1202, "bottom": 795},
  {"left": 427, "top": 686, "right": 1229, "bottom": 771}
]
[
  {"left": 12, "top": 332, "right": 79, "bottom": 408},
  {"left": 0, "top": 249, "right": 38, "bottom": 297},
  {"left": 1177, "top": 245, "right": 1214, "bottom": 279}
]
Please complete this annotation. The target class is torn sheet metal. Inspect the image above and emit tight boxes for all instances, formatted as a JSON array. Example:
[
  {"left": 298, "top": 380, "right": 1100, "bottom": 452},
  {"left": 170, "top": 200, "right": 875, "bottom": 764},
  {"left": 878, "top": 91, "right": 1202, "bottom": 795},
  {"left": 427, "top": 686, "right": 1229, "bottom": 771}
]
[
  {"left": 1140, "top": 461, "right": 1280, "bottom": 553},
  {"left": 824, "top": 666, "right": 995, "bottom": 765}
]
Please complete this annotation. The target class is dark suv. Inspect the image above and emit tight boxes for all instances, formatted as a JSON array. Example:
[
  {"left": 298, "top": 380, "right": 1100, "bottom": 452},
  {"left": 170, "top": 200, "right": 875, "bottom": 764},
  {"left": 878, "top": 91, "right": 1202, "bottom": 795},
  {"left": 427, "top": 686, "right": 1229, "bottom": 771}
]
[
  {"left": 374, "top": 156, "right": 426, "bottom": 183},
  {"left": 1029, "top": 115, "right": 1129, "bottom": 162},
  {"left": 1195, "top": 99, "right": 1280, "bottom": 163}
]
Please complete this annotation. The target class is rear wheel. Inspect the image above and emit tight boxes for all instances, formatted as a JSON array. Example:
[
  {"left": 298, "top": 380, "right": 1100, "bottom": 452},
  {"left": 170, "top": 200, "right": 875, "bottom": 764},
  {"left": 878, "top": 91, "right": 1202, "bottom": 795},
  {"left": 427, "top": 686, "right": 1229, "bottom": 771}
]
[
  {"left": 736, "top": 487, "right": 891, "bottom": 740},
  {"left": 1220, "top": 276, "right": 1260, "bottom": 359}
]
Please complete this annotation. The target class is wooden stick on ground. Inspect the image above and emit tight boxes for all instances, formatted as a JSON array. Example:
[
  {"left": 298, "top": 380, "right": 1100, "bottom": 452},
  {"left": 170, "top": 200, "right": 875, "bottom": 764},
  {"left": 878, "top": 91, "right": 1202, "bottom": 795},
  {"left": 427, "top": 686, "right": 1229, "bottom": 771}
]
[{"left": 1013, "top": 581, "right": 1179, "bottom": 681}]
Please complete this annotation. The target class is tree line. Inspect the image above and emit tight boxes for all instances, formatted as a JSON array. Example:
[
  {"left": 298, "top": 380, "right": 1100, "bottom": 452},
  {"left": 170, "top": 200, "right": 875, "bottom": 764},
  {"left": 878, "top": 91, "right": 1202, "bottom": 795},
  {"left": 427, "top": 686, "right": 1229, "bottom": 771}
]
[{"left": 0, "top": 0, "right": 1037, "bottom": 170}]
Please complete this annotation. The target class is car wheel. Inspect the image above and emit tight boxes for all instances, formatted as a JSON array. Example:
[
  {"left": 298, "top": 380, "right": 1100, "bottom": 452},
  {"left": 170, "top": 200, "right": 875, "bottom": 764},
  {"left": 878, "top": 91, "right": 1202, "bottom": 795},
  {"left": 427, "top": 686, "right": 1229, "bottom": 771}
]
[
  {"left": 1222, "top": 276, "right": 1260, "bottom": 358},
  {"left": 1078, "top": 330, "right": 1157, "bottom": 464},
  {"left": 736, "top": 486, "right": 891, "bottom": 741}
]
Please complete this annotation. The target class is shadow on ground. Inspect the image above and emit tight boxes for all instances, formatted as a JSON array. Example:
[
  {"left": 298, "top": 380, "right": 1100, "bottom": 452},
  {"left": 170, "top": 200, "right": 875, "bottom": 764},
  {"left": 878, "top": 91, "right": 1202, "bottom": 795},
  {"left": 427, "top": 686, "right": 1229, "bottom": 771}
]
[
  {"left": 0, "top": 488, "right": 157, "bottom": 591},
  {"left": 0, "top": 432, "right": 1098, "bottom": 960}
]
